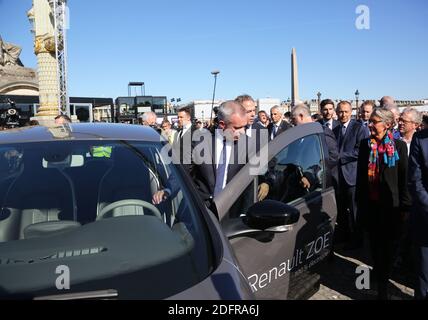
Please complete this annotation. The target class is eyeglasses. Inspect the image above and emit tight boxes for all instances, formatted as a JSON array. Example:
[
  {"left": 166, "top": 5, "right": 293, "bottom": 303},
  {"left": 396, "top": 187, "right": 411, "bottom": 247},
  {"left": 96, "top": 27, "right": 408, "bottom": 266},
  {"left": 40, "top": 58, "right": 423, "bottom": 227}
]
[
  {"left": 369, "top": 119, "right": 383, "bottom": 125},
  {"left": 398, "top": 118, "right": 414, "bottom": 125}
]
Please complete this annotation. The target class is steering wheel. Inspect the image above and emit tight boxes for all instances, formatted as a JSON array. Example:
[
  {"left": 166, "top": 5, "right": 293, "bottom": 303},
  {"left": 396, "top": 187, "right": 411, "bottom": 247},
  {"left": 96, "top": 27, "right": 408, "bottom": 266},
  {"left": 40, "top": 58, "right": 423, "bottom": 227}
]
[{"left": 97, "top": 199, "right": 163, "bottom": 221}]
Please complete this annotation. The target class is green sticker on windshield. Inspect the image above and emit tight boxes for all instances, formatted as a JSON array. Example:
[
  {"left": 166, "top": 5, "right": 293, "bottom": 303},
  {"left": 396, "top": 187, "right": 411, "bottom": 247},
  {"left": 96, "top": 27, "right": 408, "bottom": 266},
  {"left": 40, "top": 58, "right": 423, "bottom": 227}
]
[{"left": 91, "top": 146, "right": 112, "bottom": 158}]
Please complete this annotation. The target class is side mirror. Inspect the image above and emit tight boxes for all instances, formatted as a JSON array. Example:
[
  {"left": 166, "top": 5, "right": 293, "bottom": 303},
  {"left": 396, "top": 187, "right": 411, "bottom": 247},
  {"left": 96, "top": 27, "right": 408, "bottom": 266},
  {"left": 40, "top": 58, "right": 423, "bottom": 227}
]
[
  {"left": 244, "top": 200, "right": 300, "bottom": 232},
  {"left": 222, "top": 200, "right": 300, "bottom": 240}
]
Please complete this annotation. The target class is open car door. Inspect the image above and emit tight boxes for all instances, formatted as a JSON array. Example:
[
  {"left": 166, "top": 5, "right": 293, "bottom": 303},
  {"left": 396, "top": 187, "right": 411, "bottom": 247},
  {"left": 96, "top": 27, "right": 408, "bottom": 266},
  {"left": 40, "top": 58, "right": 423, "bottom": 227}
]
[{"left": 215, "top": 122, "right": 337, "bottom": 299}]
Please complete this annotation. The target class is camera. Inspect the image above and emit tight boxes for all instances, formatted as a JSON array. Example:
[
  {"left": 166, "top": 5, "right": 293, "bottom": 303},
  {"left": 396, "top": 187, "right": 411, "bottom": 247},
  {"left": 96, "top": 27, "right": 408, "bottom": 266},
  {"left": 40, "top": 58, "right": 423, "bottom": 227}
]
[{"left": 0, "top": 99, "right": 21, "bottom": 129}]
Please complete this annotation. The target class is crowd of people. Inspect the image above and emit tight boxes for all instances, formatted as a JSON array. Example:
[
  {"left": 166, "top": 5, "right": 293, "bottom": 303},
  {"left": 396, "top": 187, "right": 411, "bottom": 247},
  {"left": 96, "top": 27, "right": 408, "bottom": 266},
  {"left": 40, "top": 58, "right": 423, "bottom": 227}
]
[
  {"left": 1, "top": 95, "right": 427, "bottom": 300},
  {"left": 141, "top": 94, "right": 428, "bottom": 300}
]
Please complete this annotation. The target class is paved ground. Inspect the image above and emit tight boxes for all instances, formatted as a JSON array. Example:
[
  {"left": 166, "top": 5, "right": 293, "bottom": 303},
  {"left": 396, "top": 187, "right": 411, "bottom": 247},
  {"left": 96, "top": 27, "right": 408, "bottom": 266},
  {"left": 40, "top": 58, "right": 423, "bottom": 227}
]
[{"left": 309, "top": 240, "right": 415, "bottom": 300}]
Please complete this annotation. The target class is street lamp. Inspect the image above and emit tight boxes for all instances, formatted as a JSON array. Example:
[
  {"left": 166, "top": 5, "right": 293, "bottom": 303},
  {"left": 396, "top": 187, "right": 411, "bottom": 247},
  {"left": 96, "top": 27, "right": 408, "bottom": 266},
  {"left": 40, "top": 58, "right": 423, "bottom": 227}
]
[
  {"left": 317, "top": 92, "right": 322, "bottom": 112},
  {"left": 210, "top": 70, "right": 220, "bottom": 123},
  {"left": 355, "top": 89, "right": 360, "bottom": 112}
]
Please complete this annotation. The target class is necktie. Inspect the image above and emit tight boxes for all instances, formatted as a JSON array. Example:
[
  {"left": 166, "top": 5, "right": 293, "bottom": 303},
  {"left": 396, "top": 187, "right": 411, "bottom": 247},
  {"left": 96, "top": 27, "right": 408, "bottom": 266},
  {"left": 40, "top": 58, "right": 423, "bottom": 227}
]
[
  {"left": 214, "top": 141, "right": 227, "bottom": 196},
  {"left": 178, "top": 128, "right": 184, "bottom": 140},
  {"left": 339, "top": 125, "right": 346, "bottom": 148}
]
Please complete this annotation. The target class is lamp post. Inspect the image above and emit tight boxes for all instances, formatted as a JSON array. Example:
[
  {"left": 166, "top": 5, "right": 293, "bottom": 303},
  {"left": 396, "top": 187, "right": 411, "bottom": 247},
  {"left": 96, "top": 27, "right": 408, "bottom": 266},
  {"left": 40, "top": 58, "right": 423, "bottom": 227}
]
[
  {"left": 317, "top": 92, "right": 321, "bottom": 112},
  {"left": 210, "top": 70, "right": 220, "bottom": 123},
  {"left": 355, "top": 89, "right": 360, "bottom": 113}
]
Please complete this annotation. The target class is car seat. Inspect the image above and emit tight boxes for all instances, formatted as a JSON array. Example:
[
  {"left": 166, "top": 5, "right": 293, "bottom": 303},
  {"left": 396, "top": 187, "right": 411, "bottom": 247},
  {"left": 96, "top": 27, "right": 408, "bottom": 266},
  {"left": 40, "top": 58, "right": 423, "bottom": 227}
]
[{"left": 96, "top": 146, "right": 160, "bottom": 218}]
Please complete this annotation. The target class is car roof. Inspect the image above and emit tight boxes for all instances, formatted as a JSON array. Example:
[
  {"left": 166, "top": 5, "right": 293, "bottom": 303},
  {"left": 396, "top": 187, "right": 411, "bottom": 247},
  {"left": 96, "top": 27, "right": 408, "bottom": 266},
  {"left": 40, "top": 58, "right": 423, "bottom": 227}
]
[{"left": 0, "top": 123, "right": 162, "bottom": 144}]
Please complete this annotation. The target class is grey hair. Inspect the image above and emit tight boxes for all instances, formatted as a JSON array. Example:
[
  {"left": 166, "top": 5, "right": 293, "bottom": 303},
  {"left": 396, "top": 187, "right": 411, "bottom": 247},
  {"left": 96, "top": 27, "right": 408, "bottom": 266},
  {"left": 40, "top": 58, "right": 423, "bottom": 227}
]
[
  {"left": 217, "top": 100, "right": 246, "bottom": 124},
  {"left": 235, "top": 94, "right": 255, "bottom": 104},
  {"left": 141, "top": 111, "right": 156, "bottom": 122},
  {"left": 270, "top": 105, "right": 284, "bottom": 115},
  {"left": 372, "top": 107, "right": 395, "bottom": 127},
  {"left": 401, "top": 107, "right": 422, "bottom": 125},
  {"left": 291, "top": 104, "right": 311, "bottom": 118}
]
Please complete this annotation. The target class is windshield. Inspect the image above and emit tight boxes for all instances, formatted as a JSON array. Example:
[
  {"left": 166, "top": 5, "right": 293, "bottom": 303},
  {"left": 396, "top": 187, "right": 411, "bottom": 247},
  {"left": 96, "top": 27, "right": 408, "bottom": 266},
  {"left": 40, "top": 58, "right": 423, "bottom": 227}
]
[{"left": 0, "top": 140, "right": 212, "bottom": 299}]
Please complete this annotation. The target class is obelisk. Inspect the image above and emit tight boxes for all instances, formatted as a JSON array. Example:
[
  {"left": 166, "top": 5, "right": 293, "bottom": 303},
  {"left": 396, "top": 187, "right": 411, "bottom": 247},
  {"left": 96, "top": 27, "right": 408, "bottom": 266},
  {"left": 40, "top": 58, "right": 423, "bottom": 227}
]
[
  {"left": 28, "top": 0, "right": 60, "bottom": 124},
  {"left": 291, "top": 48, "right": 299, "bottom": 106}
]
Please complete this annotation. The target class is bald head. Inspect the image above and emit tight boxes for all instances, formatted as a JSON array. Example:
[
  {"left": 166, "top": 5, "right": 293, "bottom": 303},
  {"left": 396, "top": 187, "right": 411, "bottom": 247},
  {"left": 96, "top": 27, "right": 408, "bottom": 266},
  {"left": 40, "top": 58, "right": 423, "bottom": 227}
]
[
  {"left": 142, "top": 111, "right": 157, "bottom": 126},
  {"left": 217, "top": 100, "right": 247, "bottom": 140},
  {"left": 218, "top": 100, "right": 246, "bottom": 124},
  {"left": 380, "top": 96, "right": 395, "bottom": 107},
  {"left": 291, "top": 104, "right": 312, "bottom": 125}
]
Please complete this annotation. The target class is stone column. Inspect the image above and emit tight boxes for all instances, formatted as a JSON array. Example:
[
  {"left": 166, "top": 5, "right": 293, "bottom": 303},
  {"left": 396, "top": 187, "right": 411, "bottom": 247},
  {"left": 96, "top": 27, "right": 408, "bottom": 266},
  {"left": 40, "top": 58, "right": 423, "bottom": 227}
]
[
  {"left": 29, "top": 0, "right": 60, "bottom": 124},
  {"left": 291, "top": 48, "right": 299, "bottom": 106}
]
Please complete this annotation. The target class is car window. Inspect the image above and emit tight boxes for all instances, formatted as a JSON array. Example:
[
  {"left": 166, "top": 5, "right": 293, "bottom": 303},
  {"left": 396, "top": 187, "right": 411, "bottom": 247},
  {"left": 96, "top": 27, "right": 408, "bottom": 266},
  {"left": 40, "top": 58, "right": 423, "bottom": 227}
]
[
  {"left": 0, "top": 140, "right": 212, "bottom": 299},
  {"left": 264, "top": 134, "right": 324, "bottom": 204}
]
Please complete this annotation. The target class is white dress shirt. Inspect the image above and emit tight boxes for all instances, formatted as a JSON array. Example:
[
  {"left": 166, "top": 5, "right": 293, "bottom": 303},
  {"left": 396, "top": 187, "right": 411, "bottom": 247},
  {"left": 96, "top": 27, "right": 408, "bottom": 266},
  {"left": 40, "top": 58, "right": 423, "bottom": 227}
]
[{"left": 214, "top": 132, "right": 233, "bottom": 196}]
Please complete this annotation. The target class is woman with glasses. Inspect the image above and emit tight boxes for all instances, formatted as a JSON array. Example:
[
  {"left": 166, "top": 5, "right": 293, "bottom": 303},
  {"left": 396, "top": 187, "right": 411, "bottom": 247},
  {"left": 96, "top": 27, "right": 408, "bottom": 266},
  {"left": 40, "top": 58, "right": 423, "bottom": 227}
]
[{"left": 356, "top": 107, "right": 412, "bottom": 299}]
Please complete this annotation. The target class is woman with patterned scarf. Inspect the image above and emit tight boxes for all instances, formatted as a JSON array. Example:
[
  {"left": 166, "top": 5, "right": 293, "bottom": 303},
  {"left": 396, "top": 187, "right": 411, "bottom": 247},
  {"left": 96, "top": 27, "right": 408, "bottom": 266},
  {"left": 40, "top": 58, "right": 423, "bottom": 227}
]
[{"left": 356, "top": 107, "right": 412, "bottom": 299}]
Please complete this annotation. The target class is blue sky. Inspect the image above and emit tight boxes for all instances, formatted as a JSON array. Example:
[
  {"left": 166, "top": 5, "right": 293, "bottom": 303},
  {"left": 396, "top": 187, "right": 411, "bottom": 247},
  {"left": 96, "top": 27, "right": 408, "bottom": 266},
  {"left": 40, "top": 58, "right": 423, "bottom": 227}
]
[{"left": 1, "top": 0, "right": 427, "bottom": 103}]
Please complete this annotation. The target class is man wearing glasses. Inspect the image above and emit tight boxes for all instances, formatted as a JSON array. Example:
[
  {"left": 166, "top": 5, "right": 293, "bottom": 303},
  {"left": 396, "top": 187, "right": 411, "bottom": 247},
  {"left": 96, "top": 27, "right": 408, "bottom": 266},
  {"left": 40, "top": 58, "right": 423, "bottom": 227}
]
[{"left": 399, "top": 108, "right": 422, "bottom": 156}]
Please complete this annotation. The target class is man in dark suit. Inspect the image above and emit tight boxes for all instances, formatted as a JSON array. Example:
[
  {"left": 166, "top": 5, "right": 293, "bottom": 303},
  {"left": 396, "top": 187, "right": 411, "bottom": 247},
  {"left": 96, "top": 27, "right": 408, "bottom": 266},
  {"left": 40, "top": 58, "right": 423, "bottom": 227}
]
[
  {"left": 233, "top": 95, "right": 271, "bottom": 217},
  {"left": 333, "top": 100, "right": 369, "bottom": 249},
  {"left": 235, "top": 94, "right": 267, "bottom": 154},
  {"left": 172, "top": 106, "right": 195, "bottom": 165},
  {"left": 358, "top": 100, "right": 374, "bottom": 129},
  {"left": 408, "top": 129, "right": 428, "bottom": 300},
  {"left": 291, "top": 104, "right": 339, "bottom": 189},
  {"left": 318, "top": 99, "right": 340, "bottom": 131},
  {"left": 268, "top": 105, "right": 291, "bottom": 140},
  {"left": 153, "top": 101, "right": 248, "bottom": 217}
]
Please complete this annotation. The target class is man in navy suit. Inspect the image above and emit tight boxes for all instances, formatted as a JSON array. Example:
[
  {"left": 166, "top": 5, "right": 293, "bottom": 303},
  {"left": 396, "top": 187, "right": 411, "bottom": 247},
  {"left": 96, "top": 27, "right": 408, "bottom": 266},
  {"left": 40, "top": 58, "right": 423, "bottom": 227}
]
[
  {"left": 291, "top": 104, "right": 339, "bottom": 189},
  {"left": 268, "top": 105, "right": 291, "bottom": 140},
  {"left": 357, "top": 101, "right": 373, "bottom": 137},
  {"left": 232, "top": 94, "right": 270, "bottom": 217},
  {"left": 358, "top": 101, "right": 374, "bottom": 128},
  {"left": 408, "top": 129, "right": 428, "bottom": 299},
  {"left": 318, "top": 99, "right": 340, "bottom": 131},
  {"left": 333, "top": 101, "right": 369, "bottom": 249},
  {"left": 235, "top": 94, "right": 267, "bottom": 153}
]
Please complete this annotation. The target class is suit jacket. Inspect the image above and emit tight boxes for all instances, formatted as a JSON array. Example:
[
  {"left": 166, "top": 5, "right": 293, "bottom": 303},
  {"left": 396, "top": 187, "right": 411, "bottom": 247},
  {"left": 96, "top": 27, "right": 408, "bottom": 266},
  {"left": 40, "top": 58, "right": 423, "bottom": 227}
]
[
  {"left": 322, "top": 126, "right": 339, "bottom": 188},
  {"left": 228, "top": 122, "right": 272, "bottom": 218},
  {"left": 408, "top": 129, "right": 428, "bottom": 245},
  {"left": 172, "top": 125, "right": 196, "bottom": 165},
  {"left": 267, "top": 120, "right": 291, "bottom": 140},
  {"left": 318, "top": 119, "right": 340, "bottom": 131},
  {"left": 247, "top": 122, "right": 269, "bottom": 157},
  {"left": 333, "top": 119, "right": 369, "bottom": 187},
  {"left": 357, "top": 119, "right": 371, "bottom": 137},
  {"left": 184, "top": 132, "right": 246, "bottom": 205}
]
